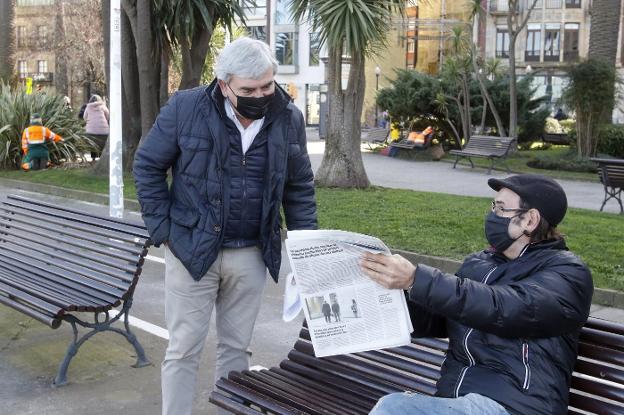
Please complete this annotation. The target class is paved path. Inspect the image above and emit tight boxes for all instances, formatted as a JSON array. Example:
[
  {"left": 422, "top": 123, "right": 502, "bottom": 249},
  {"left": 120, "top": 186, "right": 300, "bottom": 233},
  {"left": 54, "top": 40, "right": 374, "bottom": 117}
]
[{"left": 305, "top": 131, "right": 619, "bottom": 213}]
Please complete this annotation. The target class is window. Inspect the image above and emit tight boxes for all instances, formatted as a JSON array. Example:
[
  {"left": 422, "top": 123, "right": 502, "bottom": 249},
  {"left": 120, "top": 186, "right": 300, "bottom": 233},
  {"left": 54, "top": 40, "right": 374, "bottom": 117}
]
[
  {"left": 407, "top": 39, "right": 415, "bottom": 53},
  {"left": 243, "top": 0, "right": 266, "bottom": 16},
  {"left": 544, "top": 24, "right": 561, "bottom": 61},
  {"left": 37, "top": 26, "right": 47, "bottom": 42},
  {"left": 18, "top": 60, "right": 28, "bottom": 76},
  {"left": 309, "top": 33, "right": 320, "bottom": 66},
  {"left": 496, "top": 28, "right": 509, "bottom": 58},
  {"left": 545, "top": 0, "right": 562, "bottom": 8},
  {"left": 275, "top": 32, "right": 298, "bottom": 66},
  {"left": 16, "top": 26, "right": 26, "bottom": 47},
  {"left": 17, "top": 0, "right": 54, "bottom": 5},
  {"left": 565, "top": 0, "right": 581, "bottom": 8},
  {"left": 275, "top": 0, "right": 292, "bottom": 25},
  {"left": 248, "top": 26, "right": 266, "bottom": 42},
  {"left": 37, "top": 60, "right": 48, "bottom": 73},
  {"left": 564, "top": 23, "right": 579, "bottom": 61},
  {"left": 525, "top": 24, "right": 541, "bottom": 62}
]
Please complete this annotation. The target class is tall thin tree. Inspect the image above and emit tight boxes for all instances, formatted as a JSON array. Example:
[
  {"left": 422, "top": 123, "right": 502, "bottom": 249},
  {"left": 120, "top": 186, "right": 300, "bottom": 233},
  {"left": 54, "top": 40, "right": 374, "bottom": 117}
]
[{"left": 0, "top": 0, "right": 16, "bottom": 84}]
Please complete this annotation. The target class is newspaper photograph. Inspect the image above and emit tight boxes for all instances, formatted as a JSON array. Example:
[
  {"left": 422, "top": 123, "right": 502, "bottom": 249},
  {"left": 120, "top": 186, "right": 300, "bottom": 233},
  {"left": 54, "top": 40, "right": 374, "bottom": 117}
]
[{"left": 285, "top": 230, "right": 413, "bottom": 357}]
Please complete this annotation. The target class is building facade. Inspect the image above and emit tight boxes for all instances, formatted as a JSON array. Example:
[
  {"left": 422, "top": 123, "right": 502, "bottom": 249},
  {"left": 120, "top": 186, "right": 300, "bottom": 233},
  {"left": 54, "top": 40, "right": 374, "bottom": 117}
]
[
  {"left": 480, "top": 0, "right": 591, "bottom": 111},
  {"left": 14, "top": 0, "right": 57, "bottom": 93}
]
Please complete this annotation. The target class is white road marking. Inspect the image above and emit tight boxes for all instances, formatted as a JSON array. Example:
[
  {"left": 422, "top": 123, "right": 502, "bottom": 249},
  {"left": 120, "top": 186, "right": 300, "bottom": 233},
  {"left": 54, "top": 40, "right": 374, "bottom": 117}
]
[
  {"left": 127, "top": 315, "right": 169, "bottom": 340},
  {"left": 146, "top": 255, "right": 165, "bottom": 264}
]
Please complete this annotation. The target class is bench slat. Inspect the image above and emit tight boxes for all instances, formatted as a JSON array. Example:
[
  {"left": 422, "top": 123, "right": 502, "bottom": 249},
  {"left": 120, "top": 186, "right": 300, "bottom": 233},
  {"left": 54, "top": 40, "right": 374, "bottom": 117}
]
[
  {"left": 6, "top": 195, "right": 150, "bottom": 238},
  {"left": 208, "top": 391, "right": 264, "bottom": 415},
  {"left": 0, "top": 251, "right": 126, "bottom": 299},
  {"left": 0, "top": 262, "right": 118, "bottom": 307},
  {"left": 0, "top": 215, "right": 142, "bottom": 263},
  {"left": 216, "top": 378, "right": 307, "bottom": 415},
  {"left": 568, "top": 389, "right": 624, "bottom": 414},
  {"left": 0, "top": 279, "right": 64, "bottom": 317},
  {"left": 0, "top": 291, "right": 61, "bottom": 328},
  {"left": 0, "top": 271, "right": 100, "bottom": 311},
  {"left": 0, "top": 226, "right": 140, "bottom": 275},
  {"left": 1, "top": 203, "right": 147, "bottom": 246}
]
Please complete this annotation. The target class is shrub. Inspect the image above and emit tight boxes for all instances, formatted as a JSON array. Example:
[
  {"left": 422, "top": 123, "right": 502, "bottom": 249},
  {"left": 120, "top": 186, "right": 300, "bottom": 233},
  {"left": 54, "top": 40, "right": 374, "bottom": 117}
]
[
  {"left": 559, "top": 119, "right": 575, "bottom": 133},
  {"left": 596, "top": 124, "right": 624, "bottom": 158},
  {"left": 526, "top": 148, "right": 597, "bottom": 173},
  {"left": 544, "top": 117, "right": 563, "bottom": 134},
  {"left": 0, "top": 84, "right": 96, "bottom": 169}
]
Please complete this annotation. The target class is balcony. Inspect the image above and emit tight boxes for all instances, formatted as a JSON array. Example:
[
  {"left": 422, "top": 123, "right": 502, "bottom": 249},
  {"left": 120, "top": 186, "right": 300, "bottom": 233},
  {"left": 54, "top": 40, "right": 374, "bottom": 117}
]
[
  {"left": 544, "top": 52, "right": 561, "bottom": 62},
  {"left": 489, "top": 0, "right": 520, "bottom": 13},
  {"left": 18, "top": 72, "right": 54, "bottom": 82},
  {"left": 525, "top": 51, "right": 540, "bottom": 62},
  {"left": 16, "top": 36, "right": 52, "bottom": 50}
]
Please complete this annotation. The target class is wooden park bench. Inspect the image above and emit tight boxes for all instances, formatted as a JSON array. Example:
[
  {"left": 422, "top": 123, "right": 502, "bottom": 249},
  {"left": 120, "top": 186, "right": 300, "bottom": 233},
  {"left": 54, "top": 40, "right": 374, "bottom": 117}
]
[
  {"left": 209, "top": 317, "right": 624, "bottom": 414},
  {"left": 361, "top": 127, "right": 390, "bottom": 144},
  {"left": 449, "top": 135, "right": 516, "bottom": 174},
  {"left": 389, "top": 129, "right": 434, "bottom": 150},
  {"left": 543, "top": 132, "right": 571, "bottom": 145},
  {"left": 0, "top": 194, "right": 152, "bottom": 385},
  {"left": 591, "top": 157, "right": 624, "bottom": 214}
]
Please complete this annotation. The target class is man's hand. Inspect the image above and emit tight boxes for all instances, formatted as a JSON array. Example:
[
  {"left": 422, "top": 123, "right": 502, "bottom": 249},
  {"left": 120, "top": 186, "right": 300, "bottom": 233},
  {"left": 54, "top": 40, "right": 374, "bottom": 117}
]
[{"left": 360, "top": 252, "right": 417, "bottom": 290}]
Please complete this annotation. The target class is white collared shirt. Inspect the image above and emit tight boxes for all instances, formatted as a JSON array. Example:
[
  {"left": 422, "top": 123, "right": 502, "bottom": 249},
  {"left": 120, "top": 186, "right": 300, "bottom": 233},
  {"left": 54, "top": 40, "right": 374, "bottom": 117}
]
[{"left": 224, "top": 99, "right": 264, "bottom": 154}]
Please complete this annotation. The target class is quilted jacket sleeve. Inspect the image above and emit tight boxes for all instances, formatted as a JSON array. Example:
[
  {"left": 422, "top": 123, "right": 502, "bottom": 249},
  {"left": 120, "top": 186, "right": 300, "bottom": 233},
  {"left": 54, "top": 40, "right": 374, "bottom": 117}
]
[
  {"left": 409, "top": 256, "right": 593, "bottom": 338},
  {"left": 133, "top": 94, "right": 181, "bottom": 246},
  {"left": 282, "top": 107, "right": 317, "bottom": 231}
]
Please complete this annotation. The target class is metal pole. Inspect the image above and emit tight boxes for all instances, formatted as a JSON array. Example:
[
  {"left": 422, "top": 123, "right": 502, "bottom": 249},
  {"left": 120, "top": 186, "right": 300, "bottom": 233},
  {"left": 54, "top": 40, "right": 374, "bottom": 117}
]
[
  {"left": 375, "top": 74, "right": 379, "bottom": 127},
  {"left": 109, "top": 0, "right": 123, "bottom": 218}
]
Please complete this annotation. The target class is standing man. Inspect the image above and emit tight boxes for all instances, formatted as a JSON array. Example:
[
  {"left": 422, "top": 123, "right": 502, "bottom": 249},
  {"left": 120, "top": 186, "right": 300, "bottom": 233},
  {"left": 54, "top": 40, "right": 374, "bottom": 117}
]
[
  {"left": 361, "top": 174, "right": 593, "bottom": 415},
  {"left": 331, "top": 300, "right": 341, "bottom": 322},
  {"left": 322, "top": 300, "right": 332, "bottom": 323},
  {"left": 133, "top": 37, "right": 317, "bottom": 415}
]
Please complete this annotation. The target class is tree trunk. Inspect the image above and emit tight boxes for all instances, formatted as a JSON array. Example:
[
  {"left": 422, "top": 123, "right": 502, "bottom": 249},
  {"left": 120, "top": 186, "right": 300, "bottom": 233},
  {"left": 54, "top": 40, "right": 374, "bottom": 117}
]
[
  {"left": 135, "top": 0, "right": 160, "bottom": 138},
  {"left": 160, "top": 44, "right": 170, "bottom": 106},
  {"left": 588, "top": 0, "right": 621, "bottom": 123},
  {"left": 471, "top": 42, "right": 506, "bottom": 136},
  {"left": 480, "top": 96, "right": 487, "bottom": 133},
  {"left": 178, "top": 27, "right": 213, "bottom": 90},
  {"left": 315, "top": 47, "right": 369, "bottom": 188},
  {"left": 461, "top": 72, "right": 471, "bottom": 140},
  {"left": 102, "top": 0, "right": 110, "bottom": 98},
  {"left": 508, "top": 31, "right": 518, "bottom": 139},
  {"left": 0, "top": 0, "right": 16, "bottom": 83},
  {"left": 54, "top": 0, "right": 69, "bottom": 96}
]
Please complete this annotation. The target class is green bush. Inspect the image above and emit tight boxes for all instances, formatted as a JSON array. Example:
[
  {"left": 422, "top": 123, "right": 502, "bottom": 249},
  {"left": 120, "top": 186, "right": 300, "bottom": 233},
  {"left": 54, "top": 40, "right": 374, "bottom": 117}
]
[
  {"left": 526, "top": 148, "right": 597, "bottom": 173},
  {"left": 596, "top": 124, "right": 624, "bottom": 158},
  {"left": 0, "top": 84, "right": 96, "bottom": 169},
  {"left": 559, "top": 119, "right": 575, "bottom": 133}
]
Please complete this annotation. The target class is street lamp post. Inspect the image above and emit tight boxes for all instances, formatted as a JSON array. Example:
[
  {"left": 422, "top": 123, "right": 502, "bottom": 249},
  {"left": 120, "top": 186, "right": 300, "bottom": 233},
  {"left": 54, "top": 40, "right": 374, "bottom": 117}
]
[{"left": 374, "top": 66, "right": 381, "bottom": 127}]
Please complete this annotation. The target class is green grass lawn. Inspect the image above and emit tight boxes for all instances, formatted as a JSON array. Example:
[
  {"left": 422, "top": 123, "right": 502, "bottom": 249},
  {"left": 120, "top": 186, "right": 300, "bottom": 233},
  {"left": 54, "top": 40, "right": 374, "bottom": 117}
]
[{"left": 1, "top": 167, "right": 621, "bottom": 291}]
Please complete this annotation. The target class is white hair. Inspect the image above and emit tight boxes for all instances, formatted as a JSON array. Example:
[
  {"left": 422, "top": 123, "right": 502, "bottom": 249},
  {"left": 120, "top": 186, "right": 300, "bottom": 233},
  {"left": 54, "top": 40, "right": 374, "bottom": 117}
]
[{"left": 215, "top": 37, "right": 278, "bottom": 82}]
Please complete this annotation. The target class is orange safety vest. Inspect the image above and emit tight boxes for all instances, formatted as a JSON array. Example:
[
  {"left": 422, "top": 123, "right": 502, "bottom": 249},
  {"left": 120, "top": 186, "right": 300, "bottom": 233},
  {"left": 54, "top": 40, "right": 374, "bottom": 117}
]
[{"left": 21, "top": 125, "right": 63, "bottom": 154}]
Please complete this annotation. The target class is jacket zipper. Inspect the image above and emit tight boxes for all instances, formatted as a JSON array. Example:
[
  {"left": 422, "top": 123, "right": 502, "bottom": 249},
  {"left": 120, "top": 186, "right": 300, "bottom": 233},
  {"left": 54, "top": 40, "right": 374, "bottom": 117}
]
[
  {"left": 522, "top": 341, "right": 531, "bottom": 390},
  {"left": 239, "top": 155, "right": 247, "bottom": 248},
  {"left": 454, "top": 266, "right": 497, "bottom": 397}
]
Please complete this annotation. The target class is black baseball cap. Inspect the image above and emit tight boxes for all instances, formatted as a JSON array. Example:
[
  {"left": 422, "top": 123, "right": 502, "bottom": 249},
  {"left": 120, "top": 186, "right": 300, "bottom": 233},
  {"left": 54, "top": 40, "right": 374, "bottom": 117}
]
[{"left": 488, "top": 174, "right": 568, "bottom": 226}]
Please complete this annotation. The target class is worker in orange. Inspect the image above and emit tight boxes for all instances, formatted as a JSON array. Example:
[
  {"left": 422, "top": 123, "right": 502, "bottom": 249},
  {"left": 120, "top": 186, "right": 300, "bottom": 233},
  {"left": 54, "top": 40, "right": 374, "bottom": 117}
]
[{"left": 21, "top": 113, "right": 63, "bottom": 171}]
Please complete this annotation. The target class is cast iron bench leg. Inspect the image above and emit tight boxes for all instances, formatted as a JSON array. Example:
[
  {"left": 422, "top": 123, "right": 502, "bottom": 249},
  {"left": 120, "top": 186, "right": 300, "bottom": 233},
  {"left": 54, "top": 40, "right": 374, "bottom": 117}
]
[{"left": 53, "top": 298, "right": 150, "bottom": 386}]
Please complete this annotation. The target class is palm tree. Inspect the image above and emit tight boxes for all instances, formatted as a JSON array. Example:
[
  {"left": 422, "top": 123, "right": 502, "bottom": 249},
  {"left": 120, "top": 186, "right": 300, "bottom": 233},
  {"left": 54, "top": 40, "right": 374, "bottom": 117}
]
[
  {"left": 290, "top": 0, "right": 407, "bottom": 188},
  {"left": 0, "top": 0, "right": 16, "bottom": 83}
]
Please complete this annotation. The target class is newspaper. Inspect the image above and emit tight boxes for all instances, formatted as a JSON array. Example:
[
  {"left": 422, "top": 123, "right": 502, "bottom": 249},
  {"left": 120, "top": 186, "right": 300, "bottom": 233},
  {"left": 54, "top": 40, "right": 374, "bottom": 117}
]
[{"left": 285, "top": 230, "right": 413, "bottom": 357}]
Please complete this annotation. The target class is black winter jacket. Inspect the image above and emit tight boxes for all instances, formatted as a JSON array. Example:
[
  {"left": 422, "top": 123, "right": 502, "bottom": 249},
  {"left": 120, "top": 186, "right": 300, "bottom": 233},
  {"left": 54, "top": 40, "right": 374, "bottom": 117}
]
[
  {"left": 408, "top": 239, "right": 593, "bottom": 415},
  {"left": 133, "top": 81, "right": 317, "bottom": 281}
]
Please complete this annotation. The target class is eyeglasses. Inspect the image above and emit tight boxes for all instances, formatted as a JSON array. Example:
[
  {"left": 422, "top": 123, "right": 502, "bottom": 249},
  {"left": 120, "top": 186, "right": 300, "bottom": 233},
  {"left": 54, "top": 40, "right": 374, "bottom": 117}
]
[{"left": 491, "top": 201, "right": 528, "bottom": 216}]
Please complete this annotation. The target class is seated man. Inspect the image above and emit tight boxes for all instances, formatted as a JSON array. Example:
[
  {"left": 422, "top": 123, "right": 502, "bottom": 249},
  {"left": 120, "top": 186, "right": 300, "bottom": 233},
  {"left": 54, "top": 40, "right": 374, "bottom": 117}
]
[
  {"left": 21, "top": 113, "right": 63, "bottom": 171},
  {"left": 361, "top": 174, "right": 593, "bottom": 415}
]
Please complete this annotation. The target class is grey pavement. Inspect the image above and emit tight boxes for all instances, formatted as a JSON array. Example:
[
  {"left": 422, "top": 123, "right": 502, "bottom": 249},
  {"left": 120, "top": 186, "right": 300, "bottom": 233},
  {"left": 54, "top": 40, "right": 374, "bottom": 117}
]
[{"left": 0, "top": 132, "right": 622, "bottom": 414}]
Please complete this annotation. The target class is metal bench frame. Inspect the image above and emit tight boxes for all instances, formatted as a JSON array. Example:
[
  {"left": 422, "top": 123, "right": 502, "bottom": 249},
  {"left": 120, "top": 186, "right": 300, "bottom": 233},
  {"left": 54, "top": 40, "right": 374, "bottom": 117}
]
[
  {"left": 0, "top": 194, "right": 152, "bottom": 385},
  {"left": 209, "top": 317, "right": 624, "bottom": 414},
  {"left": 591, "top": 158, "right": 624, "bottom": 214},
  {"left": 449, "top": 135, "right": 516, "bottom": 174}
]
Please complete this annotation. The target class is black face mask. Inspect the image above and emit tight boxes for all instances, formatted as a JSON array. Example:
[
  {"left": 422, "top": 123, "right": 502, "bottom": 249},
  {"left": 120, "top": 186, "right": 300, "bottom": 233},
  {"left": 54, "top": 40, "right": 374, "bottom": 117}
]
[
  {"left": 228, "top": 84, "right": 274, "bottom": 120},
  {"left": 484, "top": 211, "right": 525, "bottom": 252}
]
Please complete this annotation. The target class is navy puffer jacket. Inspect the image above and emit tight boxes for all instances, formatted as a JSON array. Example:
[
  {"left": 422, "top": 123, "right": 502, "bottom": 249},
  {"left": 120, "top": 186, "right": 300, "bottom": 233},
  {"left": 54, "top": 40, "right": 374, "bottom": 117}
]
[
  {"left": 133, "top": 80, "right": 317, "bottom": 281},
  {"left": 407, "top": 239, "right": 593, "bottom": 415}
]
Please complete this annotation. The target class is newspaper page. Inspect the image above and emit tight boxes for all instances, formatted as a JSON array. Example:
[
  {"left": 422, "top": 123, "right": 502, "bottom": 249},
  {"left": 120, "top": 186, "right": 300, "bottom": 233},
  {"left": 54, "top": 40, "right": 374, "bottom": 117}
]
[{"left": 285, "top": 230, "right": 413, "bottom": 357}]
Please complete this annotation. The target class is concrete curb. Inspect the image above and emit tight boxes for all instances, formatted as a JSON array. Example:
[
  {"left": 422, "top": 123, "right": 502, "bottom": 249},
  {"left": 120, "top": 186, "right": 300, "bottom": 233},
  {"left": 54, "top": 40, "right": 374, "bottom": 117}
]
[{"left": 1, "top": 177, "right": 619, "bottom": 309}]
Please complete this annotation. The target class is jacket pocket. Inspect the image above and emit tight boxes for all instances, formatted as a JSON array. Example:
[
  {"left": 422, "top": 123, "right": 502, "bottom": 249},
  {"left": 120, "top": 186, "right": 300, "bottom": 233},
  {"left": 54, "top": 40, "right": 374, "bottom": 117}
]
[
  {"left": 179, "top": 135, "right": 214, "bottom": 178},
  {"left": 170, "top": 203, "right": 200, "bottom": 228}
]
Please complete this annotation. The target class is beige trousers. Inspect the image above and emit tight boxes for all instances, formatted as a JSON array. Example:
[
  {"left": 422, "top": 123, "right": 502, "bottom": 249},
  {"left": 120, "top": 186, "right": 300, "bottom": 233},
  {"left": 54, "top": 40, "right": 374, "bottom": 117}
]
[{"left": 161, "top": 245, "right": 267, "bottom": 415}]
